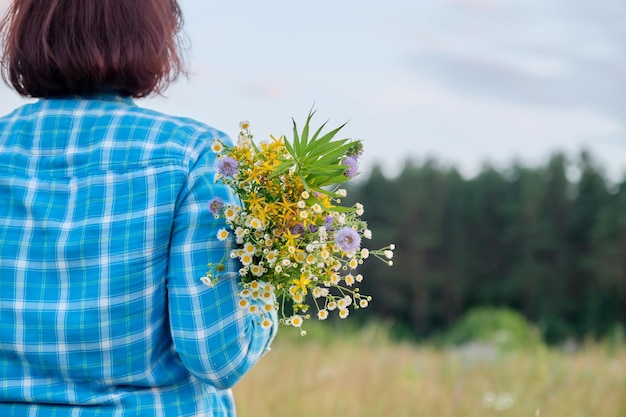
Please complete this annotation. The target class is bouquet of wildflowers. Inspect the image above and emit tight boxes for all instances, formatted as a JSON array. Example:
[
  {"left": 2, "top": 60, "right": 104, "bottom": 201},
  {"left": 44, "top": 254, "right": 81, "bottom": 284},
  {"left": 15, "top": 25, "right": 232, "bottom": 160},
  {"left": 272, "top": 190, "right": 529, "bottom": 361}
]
[{"left": 202, "top": 111, "right": 394, "bottom": 334}]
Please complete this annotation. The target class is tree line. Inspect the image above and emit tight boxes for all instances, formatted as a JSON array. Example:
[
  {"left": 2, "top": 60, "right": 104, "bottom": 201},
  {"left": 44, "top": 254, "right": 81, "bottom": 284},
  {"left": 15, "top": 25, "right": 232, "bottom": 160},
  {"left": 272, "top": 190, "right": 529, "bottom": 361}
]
[{"left": 347, "top": 151, "right": 626, "bottom": 343}]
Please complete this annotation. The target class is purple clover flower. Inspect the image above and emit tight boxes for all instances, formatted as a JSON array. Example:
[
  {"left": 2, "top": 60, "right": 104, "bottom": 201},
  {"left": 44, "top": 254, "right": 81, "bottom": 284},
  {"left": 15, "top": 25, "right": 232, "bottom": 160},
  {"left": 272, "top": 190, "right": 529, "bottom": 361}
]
[
  {"left": 289, "top": 223, "right": 305, "bottom": 236},
  {"left": 208, "top": 197, "right": 224, "bottom": 216},
  {"left": 335, "top": 227, "right": 361, "bottom": 252},
  {"left": 341, "top": 155, "right": 359, "bottom": 178},
  {"left": 324, "top": 215, "right": 334, "bottom": 230},
  {"left": 217, "top": 156, "right": 238, "bottom": 177}
]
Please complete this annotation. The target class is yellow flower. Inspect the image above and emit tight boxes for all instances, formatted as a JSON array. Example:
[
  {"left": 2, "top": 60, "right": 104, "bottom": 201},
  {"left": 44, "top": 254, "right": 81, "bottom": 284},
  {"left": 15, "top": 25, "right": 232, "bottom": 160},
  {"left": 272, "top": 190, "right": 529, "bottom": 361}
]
[
  {"left": 242, "top": 165, "right": 261, "bottom": 183},
  {"left": 282, "top": 229, "right": 301, "bottom": 249},
  {"left": 253, "top": 204, "right": 274, "bottom": 226},
  {"left": 292, "top": 274, "right": 312, "bottom": 295},
  {"left": 244, "top": 192, "right": 265, "bottom": 212},
  {"left": 259, "top": 156, "right": 280, "bottom": 173},
  {"left": 277, "top": 194, "right": 298, "bottom": 219}
]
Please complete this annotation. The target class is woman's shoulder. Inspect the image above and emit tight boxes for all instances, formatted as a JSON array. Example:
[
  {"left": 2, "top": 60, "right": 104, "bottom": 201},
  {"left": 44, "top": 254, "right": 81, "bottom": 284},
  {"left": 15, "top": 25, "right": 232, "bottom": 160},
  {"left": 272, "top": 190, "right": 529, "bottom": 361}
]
[
  {"left": 2, "top": 95, "right": 231, "bottom": 169},
  {"left": 14, "top": 95, "right": 228, "bottom": 142},
  {"left": 125, "top": 100, "right": 230, "bottom": 147},
  {"left": 78, "top": 95, "right": 231, "bottom": 157}
]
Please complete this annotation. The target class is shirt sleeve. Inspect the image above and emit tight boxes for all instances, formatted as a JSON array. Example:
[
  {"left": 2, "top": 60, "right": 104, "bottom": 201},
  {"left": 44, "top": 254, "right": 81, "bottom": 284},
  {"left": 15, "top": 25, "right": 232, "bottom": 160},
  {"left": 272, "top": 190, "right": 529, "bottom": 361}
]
[{"left": 166, "top": 129, "right": 277, "bottom": 390}]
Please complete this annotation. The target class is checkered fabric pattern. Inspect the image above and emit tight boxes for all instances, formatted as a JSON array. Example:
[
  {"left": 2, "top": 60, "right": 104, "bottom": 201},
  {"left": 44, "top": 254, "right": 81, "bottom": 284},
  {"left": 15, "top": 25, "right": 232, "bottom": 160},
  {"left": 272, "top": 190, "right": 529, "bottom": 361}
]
[{"left": 0, "top": 96, "right": 277, "bottom": 416}]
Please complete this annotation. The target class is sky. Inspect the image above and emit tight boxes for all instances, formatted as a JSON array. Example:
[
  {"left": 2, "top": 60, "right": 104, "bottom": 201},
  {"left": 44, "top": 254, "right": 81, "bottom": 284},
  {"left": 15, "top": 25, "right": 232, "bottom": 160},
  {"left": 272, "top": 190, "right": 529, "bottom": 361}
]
[{"left": 1, "top": 0, "right": 625, "bottom": 180}]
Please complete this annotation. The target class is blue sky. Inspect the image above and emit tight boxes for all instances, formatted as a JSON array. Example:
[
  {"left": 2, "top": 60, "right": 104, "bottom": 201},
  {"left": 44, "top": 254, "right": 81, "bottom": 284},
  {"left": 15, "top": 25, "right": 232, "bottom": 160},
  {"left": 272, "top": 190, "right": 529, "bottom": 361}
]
[{"left": 1, "top": 0, "right": 625, "bottom": 180}]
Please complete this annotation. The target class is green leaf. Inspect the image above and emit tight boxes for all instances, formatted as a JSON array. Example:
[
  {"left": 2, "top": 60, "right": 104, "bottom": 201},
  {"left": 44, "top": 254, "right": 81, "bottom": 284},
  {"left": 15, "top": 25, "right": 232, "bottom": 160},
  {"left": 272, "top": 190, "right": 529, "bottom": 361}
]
[
  {"left": 301, "top": 184, "right": 356, "bottom": 213},
  {"left": 313, "top": 141, "right": 355, "bottom": 166},
  {"left": 305, "top": 137, "right": 349, "bottom": 160},
  {"left": 304, "top": 123, "right": 348, "bottom": 155},
  {"left": 302, "top": 164, "right": 342, "bottom": 175},
  {"left": 325, "top": 173, "right": 353, "bottom": 184},
  {"left": 310, "top": 119, "right": 329, "bottom": 141},
  {"left": 291, "top": 118, "right": 301, "bottom": 156},
  {"left": 283, "top": 135, "right": 297, "bottom": 159},
  {"left": 310, "top": 176, "right": 348, "bottom": 188},
  {"left": 250, "top": 138, "right": 262, "bottom": 154},
  {"left": 326, "top": 204, "right": 355, "bottom": 213},
  {"left": 278, "top": 110, "right": 361, "bottom": 193},
  {"left": 300, "top": 109, "right": 316, "bottom": 152},
  {"left": 269, "top": 160, "right": 295, "bottom": 178}
]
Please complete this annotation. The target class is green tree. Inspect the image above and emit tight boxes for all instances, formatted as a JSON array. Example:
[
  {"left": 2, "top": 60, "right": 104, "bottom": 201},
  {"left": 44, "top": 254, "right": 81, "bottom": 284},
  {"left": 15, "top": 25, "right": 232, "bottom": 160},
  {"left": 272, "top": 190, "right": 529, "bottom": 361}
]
[
  {"left": 567, "top": 151, "right": 611, "bottom": 337},
  {"left": 347, "top": 151, "right": 622, "bottom": 342},
  {"left": 587, "top": 176, "right": 626, "bottom": 336}
]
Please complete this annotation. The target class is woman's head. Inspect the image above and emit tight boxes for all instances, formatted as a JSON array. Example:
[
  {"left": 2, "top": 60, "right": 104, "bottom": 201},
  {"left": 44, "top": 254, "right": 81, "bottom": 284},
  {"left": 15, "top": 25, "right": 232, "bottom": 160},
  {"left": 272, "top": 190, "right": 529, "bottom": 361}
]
[{"left": 0, "top": 0, "right": 186, "bottom": 98}]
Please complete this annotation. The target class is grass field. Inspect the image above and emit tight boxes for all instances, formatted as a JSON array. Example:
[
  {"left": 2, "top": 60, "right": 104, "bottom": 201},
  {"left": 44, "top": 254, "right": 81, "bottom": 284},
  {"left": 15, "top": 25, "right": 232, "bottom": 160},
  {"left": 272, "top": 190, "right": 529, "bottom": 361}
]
[{"left": 234, "top": 323, "right": 626, "bottom": 417}]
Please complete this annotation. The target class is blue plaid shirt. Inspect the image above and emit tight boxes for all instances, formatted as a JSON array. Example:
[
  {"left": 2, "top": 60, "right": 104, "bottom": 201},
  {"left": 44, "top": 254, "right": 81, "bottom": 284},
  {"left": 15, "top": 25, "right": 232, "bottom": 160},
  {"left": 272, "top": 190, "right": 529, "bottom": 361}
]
[{"left": 0, "top": 95, "right": 277, "bottom": 416}]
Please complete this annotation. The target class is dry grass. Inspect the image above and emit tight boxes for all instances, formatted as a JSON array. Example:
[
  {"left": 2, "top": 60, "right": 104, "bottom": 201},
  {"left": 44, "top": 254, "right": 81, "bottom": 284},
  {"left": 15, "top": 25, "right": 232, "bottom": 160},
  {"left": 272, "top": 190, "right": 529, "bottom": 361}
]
[{"left": 234, "top": 325, "right": 626, "bottom": 417}]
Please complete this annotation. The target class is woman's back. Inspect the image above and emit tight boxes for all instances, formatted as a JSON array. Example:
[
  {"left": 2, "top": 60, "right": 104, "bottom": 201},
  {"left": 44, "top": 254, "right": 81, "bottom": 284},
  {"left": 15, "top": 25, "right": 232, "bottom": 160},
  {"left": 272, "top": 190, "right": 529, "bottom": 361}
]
[{"left": 0, "top": 96, "right": 275, "bottom": 416}]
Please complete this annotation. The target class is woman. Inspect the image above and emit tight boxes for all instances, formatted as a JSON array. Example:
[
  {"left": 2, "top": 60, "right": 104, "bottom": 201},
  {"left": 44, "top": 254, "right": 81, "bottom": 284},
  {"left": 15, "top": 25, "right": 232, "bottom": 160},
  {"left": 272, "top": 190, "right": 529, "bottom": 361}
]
[{"left": 0, "top": 1, "right": 277, "bottom": 416}]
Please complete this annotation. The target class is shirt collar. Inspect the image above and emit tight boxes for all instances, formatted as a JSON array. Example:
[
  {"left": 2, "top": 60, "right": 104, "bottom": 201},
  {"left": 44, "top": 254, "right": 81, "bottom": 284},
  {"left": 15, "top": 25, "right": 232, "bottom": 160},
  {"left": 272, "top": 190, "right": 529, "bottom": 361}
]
[
  {"left": 36, "top": 92, "right": 135, "bottom": 106},
  {"left": 87, "top": 93, "right": 135, "bottom": 105}
]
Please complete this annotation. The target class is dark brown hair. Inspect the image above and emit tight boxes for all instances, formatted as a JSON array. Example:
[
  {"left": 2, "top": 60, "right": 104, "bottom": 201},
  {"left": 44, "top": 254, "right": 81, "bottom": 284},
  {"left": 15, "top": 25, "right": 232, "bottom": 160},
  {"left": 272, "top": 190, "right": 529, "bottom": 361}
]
[{"left": 0, "top": 0, "right": 186, "bottom": 98}]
